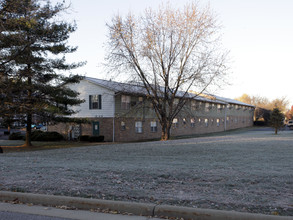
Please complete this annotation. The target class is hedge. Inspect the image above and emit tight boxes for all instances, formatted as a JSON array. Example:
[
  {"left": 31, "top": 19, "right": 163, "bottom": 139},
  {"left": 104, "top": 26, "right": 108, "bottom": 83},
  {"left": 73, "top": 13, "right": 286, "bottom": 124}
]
[
  {"left": 31, "top": 131, "right": 64, "bottom": 141},
  {"left": 9, "top": 132, "right": 24, "bottom": 140},
  {"left": 79, "top": 135, "right": 104, "bottom": 142},
  {"left": 89, "top": 135, "right": 104, "bottom": 142}
]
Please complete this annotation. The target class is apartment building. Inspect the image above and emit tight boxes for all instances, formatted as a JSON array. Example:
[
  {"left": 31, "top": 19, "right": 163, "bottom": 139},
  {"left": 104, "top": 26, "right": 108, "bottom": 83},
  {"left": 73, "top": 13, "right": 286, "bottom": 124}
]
[{"left": 48, "top": 77, "right": 255, "bottom": 142}]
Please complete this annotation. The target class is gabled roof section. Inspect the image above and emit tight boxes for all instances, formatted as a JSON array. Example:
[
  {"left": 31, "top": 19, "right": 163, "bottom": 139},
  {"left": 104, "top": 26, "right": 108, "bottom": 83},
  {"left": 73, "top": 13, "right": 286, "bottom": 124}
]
[
  {"left": 85, "top": 77, "right": 146, "bottom": 94},
  {"left": 84, "top": 77, "right": 254, "bottom": 107}
]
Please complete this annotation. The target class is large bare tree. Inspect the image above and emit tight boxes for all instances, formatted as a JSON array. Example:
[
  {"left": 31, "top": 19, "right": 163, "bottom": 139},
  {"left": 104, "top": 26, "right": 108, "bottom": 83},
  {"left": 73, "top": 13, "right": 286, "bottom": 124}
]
[{"left": 105, "top": 2, "right": 228, "bottom": 140}]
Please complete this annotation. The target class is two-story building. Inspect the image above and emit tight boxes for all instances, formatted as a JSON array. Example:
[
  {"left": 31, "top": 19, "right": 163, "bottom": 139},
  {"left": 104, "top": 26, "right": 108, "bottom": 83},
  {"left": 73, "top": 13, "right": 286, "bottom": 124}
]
[{"left": 48, "top": 77, "right": 255, "bottom": 142}]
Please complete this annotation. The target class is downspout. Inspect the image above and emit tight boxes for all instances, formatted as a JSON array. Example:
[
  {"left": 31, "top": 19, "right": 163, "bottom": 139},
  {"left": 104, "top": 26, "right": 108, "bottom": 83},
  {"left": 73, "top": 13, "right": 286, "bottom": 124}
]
[
  {"left": 224, "top": 104, "right": 227, "bottom": 131},
  {"left": 112, "top": 94, "right": 115, "bottom": 142}
]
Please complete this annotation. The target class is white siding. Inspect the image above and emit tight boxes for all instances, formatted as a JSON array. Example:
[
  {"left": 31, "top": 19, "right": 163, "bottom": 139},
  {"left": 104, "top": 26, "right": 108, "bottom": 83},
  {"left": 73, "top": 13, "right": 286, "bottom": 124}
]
[{"left": 68, "top": 80, "right": 115, "bottom": 118}]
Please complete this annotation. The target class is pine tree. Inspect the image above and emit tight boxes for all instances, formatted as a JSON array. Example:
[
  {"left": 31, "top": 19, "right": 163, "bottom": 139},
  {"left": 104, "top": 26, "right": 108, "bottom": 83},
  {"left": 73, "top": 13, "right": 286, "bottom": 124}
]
[
  {"left": 270, "top": 107, "right": 285, "bottom": 135},
  {"left": 0, "top": 0, "right": 84, "bottom": 146}
]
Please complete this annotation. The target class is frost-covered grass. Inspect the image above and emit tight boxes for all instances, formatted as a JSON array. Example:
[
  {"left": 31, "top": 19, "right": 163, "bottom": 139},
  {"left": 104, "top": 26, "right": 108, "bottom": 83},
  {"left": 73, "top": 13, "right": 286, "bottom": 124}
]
[{"left": 1, "top": 127, "right": 292, "bottom": 216}]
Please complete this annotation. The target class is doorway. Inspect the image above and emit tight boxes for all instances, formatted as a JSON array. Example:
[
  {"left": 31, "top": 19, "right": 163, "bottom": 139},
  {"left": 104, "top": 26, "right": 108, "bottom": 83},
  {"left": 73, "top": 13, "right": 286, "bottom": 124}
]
[{"left": 92, "top": 121, "right": 100, "bottom": 136}]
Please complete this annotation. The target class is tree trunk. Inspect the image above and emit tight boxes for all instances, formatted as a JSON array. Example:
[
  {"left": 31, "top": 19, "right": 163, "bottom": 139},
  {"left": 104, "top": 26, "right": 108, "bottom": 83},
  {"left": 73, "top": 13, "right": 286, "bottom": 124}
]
[
  {"left": 275, "top": 127, "right": 278, "bottom": 135},
  {"left": 24, "top": 113, "right": 33, "bottom": 147},
  {"left": 161, "top": 120, "right": 171, "bottom": 141},
  {"left": 24, "top": 73, "right": 33, "bottom": 147}
]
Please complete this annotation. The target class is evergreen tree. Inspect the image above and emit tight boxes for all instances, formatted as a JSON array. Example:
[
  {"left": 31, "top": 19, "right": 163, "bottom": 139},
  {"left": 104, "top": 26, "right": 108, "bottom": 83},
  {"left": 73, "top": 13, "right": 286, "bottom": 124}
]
[
  {"left": 0, "top": 0, "right": 84, "bottom": 146},
  {"left": 270, "top": 107, "right": 284, "bottom": 135}
]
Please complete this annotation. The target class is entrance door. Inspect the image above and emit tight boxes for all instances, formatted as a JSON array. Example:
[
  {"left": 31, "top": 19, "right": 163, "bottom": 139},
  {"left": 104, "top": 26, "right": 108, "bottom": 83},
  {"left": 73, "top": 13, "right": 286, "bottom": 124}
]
[{"left": 92, "top": 121, "right": 100, "bottom": 136}]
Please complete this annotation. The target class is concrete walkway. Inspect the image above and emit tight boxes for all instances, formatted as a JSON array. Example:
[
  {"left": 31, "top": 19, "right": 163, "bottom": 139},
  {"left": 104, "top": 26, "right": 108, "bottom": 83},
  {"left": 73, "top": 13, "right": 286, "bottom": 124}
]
[
  {"left": 0, "top": 202, "right": 157, "bottom": 220},
  {"left": 0, "top": 191, "right": 292, "bottom": 220}
]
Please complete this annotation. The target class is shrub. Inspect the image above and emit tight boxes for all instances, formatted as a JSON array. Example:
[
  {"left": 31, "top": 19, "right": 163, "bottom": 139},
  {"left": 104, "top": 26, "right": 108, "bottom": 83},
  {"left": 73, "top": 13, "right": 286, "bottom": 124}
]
[
  {"left": 32, "top": 131, "right": 64, "bottom": 141},
  {"left": 88, "top": 135, "right": 104, "bottom": 142},
  {"left": 79, "top": 135, "right": 90, "bottom": 142},
  {"left": 9, "top": 132, "right": 24, "bottom": 140},
  {"left": 254, "top": 121, "right": 267, "bottom": 126},
  {"left": 31, "top": 130, "right": 44, "bottom": 141}
]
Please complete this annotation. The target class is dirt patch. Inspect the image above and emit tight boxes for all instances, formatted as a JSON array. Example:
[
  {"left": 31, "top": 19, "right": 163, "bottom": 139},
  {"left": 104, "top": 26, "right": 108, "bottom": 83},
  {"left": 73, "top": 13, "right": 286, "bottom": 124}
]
[{"left": 0, "top": 129, "right": 292, "bottom": 216}]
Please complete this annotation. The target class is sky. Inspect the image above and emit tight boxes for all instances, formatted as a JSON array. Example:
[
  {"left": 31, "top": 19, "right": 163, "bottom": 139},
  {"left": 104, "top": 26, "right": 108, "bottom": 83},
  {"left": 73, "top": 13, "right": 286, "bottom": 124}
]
[{"left": 56, "top": 0, "right": 293, "bottom": 107}]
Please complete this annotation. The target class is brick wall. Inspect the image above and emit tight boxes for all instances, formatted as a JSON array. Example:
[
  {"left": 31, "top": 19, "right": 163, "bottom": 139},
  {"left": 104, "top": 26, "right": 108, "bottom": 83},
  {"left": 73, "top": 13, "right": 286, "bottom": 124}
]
[{"left": 48, "top": 114, "right": 254, "bottom": 142}]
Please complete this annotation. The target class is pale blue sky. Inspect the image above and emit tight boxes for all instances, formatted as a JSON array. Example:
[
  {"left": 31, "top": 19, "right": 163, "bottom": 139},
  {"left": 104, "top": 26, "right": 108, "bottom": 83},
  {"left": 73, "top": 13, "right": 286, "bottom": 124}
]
[{"left": 58, "top": 0, "right": 293, "bottom": 107}]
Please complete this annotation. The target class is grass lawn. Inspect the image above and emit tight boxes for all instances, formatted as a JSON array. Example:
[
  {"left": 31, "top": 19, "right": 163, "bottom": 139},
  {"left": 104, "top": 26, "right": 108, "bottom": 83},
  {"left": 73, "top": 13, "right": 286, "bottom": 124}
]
[{"left": 1, "top": 127, "right": 292, "bottom": 216}]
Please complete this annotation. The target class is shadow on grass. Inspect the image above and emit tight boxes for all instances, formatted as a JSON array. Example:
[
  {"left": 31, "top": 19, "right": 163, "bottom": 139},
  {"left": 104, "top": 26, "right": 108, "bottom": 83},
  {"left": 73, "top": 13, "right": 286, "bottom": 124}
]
[{"left": 0, "top": 141, "right": 107, "bottom": 153}]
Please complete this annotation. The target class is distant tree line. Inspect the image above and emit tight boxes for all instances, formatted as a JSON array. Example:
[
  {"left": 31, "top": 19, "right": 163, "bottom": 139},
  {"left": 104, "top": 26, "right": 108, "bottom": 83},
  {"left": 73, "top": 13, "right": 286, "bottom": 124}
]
[{"left": 235, "top": 94, "right": 288, "bottom": 126}]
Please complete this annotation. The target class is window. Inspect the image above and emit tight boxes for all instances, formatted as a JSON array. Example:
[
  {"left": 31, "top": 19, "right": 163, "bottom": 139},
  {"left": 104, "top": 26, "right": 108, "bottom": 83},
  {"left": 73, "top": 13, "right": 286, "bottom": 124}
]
[
  {"left": 217, "top": 119, "right": 220, "bottom": 127},
  {"left": 183, "top": 118, "right": 186, "bottom": 125},
  {"left": 173, "top": 118, "right": 178, "bottom": 128},
  {"left": 121, "top": 121, "right": 126, "bottom": 130},
  {"left": 150, "top": 121, "right": 157, "bottom": 132},
  {"left": 191, "top": 100, "right": 197, "bottom": 111},
  {"left": 205, "top": 118, "right": 208, "bottom": 127},
  {"left": 89, "top": 95, "right": 102, "bottom": 109},
  {"left": 174, "top": 98, "right": 179, "bottom": 105},
  {"left": 135, "top": 121, "right": 142, "bottom": 133},
  {"left": 138, "top": 97, "right": 143, "bottom": 103},
  {"left": 121, "top": 95, "right": 131, "bottom": 110},
  {"left": 191, "top": 118, "right": 195, "bottom": 127},
  {"left": 205, "top": 103, "right": 210, "bottom": 112}
]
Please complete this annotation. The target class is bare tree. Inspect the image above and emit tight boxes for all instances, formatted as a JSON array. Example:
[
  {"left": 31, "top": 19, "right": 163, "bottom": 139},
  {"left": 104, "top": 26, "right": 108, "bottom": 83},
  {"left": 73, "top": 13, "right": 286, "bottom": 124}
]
[
  {"left": 105, "top": 2, "right": 228, "bottom": 140},
  {"left": 236, "top": 94, "right": 288, "bottom": 112}
]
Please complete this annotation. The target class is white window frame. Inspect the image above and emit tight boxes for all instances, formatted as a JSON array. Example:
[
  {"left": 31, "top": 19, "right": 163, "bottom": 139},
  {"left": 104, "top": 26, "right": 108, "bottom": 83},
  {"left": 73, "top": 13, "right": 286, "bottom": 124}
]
[
  {"left": 150, "top": 121, "right": 157, "bottom": 132},
  {"left": 191, "top": 118, "right": 195, "bottom": 127},
  {"left": 135, "top": 121, "right": 143, "bottom": 133},
  {"left": 173, "top": 118, "right": 178, "bottom": 128},
  {"left": 121, "top": 121, "right": 126, "bottom": 130},
  {"left": 205, "top": 118, "right": 209, "bottom": 127},
  {"left": 89, "top": 95, "right": 102, "bottom": 110},
  {"left": 191, "top": 100, "right": 197, "bottom": 111},
  {"left": 183, "top": 118, "right": 186, "bottom": 125},
  {"left": 121, "top": 95, "right": 131, "bottom": 110}
]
